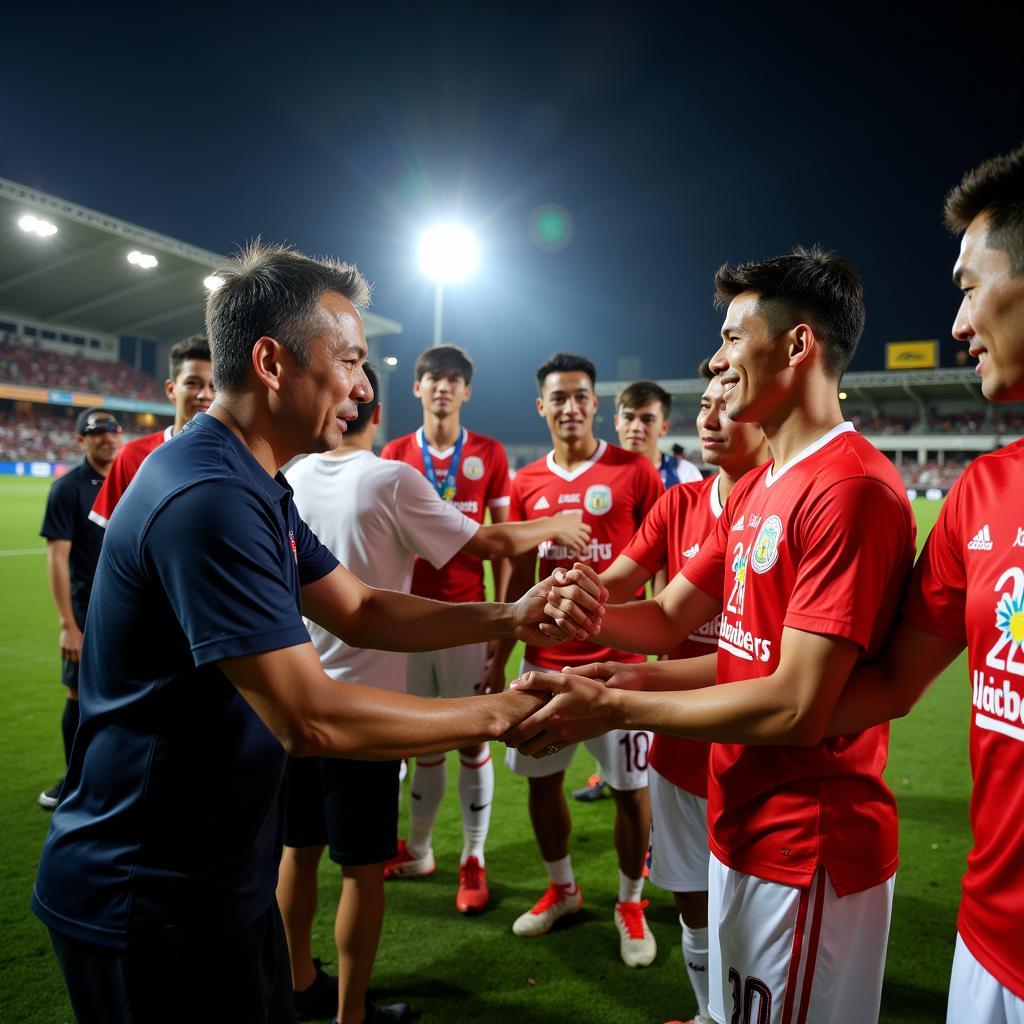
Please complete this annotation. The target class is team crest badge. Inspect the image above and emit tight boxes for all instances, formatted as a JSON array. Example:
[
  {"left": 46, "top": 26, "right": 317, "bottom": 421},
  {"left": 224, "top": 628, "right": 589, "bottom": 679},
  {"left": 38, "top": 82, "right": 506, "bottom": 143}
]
[
  {"left": 462, "top": 456, "right": 484, "bottom": 481},
  {"left": 751, "top": 515, "right": 782, "bottom": 574},
  {"left": 584, "top": 484, "right": 613, "bottom": 516}
]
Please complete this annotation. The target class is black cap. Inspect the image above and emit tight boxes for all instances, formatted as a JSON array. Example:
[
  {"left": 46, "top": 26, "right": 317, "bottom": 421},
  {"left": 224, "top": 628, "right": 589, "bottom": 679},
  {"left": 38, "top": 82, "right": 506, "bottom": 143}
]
[{"left": 75, "top": 408, "right": 122, "bottom": 436}]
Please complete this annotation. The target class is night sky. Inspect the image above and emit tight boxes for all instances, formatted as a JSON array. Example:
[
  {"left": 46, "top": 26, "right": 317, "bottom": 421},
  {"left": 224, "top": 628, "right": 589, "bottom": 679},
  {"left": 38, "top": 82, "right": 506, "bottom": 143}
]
[{"left": 3, "top": 3, "right": 1022, "bottom": 445}]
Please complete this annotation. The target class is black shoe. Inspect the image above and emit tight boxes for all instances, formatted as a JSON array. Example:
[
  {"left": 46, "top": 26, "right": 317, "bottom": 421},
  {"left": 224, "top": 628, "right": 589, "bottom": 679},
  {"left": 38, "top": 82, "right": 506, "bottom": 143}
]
[
  {"left": 38, "top": 781, "right": 63, "bottom": 810},
  {"left": 294, "top": 958, "right": 337, "bottom": 1021},
  {"left": 362, "top": 1000, "right": 412, "bottom": 1024}
]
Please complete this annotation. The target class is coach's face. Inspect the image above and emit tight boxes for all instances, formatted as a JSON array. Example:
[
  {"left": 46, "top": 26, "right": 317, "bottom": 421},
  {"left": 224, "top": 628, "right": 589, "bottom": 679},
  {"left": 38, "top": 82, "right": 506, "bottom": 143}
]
[
  {"left": 290, "top": 291, "right": 372, "bottom": 452},
  {"left": 537, "top": 370, "right": 597, "bottom": 442},
  {"left": 953, "top": 212, "right": 1024, "bottom": 403},
  {"left": 711, "top": 292, "right": 791, "bottom": 423}
]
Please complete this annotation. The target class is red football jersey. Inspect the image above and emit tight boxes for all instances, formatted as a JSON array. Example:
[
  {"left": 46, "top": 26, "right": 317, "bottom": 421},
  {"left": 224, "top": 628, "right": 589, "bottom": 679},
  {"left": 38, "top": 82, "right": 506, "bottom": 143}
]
[
  {"left": 89, "top": 427, "right": 172, "bottom": 528},
  {"left": 683, "top": 424, "right": 915, "bottom": 896},
  {"left": 902, "top": 438, "right": 1024, "bottom": 998},
  {"left": 621, "top": 473, "right": 724, "bottom": 797},
  {"left": 380, "top": 428, "right": 510, "bottom": 603},
  {"left": 510, "top": 440, "right": 664, "bottom": 670}
]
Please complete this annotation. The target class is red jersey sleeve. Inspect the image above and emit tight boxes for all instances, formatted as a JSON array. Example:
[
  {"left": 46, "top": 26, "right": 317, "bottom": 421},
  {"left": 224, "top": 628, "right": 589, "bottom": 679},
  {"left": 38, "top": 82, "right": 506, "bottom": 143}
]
[
  {"left": 508, "top": 472, "right": 526, "bottom": 523},
  {"left": 620, "top": 489, "right": 671, "bottom": 575},
  {"left": 682, "top": 497, "right": 730, "bottom": 600},
  {"left": 486, "top": 442, "right": 511, "bottom": 509},
  {"left": 784, "top": 477, "right": 912, "bottom": 651},
  {"left": 90, "top": 443, "right": 145, "bottom": 527},
  {"left": 901, "top": 481, "right": 968, "bottom": 642},
  {"left": 379, "top": 439, "right": 399, "bottom": 462}
]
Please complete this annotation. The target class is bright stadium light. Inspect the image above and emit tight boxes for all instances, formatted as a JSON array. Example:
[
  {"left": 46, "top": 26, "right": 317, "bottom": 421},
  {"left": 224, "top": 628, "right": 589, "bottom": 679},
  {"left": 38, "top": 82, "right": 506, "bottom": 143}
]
[
  {"left": 18, "top": 213, "right": 58, "bottom": 237},
  {"left": 418, "top": 223, "right": 480, "bottom": 346},
  {"left": 204, "top": 274, "right": 224, "bottom": 291},
  {"left": 839, "top": 391, "right": 848, "bottom": 400},
  {"left": 127, "top": 250, "right": 158, "bottom": 269},
  {"left": 383, "top": 356, "right": 399, "bottom": 367}
]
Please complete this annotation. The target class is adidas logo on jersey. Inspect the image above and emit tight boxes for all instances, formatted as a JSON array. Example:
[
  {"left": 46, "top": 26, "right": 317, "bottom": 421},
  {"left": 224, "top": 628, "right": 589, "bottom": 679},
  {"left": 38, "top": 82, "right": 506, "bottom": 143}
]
[
  {"left": 968, "top": 525, "right": 994, "bottom": 551},
  {"left": 731, "top": 515, "right": 745, "bottom": 531},
  {"left": 533, "top": 496, "right": 551, "bottom": 510},
  {"left": 683, "top": 544, "right": 700, "bottom": 557}
]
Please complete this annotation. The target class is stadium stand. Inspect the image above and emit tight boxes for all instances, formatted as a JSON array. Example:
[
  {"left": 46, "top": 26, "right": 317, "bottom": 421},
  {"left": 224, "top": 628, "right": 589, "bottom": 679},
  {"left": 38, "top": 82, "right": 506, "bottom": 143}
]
[{"left": 1, "top": 177, "right": 402, "bottom": 470}]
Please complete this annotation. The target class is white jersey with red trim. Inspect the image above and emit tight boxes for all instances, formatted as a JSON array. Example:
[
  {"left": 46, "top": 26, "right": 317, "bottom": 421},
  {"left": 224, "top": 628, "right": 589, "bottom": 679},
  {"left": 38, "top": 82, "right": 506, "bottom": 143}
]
[
  {"left": 903, "top": 437, "right": 1024, "bottom": 1000},
  {"left": 683, "top": 423, "right": 915, "bottom": 896},
  {"left": 510, "top": 439, "right": 664, "bottom": 671},
  {"left": 381, "top": 428, "right": 509, "bottom": 603}
]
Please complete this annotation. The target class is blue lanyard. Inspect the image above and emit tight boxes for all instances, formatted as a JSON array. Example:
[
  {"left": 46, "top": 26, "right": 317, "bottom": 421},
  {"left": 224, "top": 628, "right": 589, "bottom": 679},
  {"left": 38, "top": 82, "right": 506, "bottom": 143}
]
[{"left": 421, "top": 430, "right": 463, "bottom": 503}]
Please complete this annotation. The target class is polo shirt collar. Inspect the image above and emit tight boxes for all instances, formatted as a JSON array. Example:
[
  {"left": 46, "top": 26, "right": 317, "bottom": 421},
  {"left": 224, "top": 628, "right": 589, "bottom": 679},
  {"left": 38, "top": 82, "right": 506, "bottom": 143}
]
[{"left": 188, "top": 413, "right": 290, "bottom": 502}]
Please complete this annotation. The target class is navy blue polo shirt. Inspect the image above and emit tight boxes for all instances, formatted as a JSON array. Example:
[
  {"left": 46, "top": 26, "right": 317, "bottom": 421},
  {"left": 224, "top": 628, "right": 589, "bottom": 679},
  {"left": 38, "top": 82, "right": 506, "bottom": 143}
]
[{"left": 32, "top": 414, "right": 338, "bottom": 949}]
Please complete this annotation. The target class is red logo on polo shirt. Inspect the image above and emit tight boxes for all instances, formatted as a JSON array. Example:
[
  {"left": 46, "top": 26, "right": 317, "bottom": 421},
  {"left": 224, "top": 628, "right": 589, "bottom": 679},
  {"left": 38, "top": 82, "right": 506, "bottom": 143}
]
[{"left": 288, "top": 530, "right": 298, "bottom": 565}]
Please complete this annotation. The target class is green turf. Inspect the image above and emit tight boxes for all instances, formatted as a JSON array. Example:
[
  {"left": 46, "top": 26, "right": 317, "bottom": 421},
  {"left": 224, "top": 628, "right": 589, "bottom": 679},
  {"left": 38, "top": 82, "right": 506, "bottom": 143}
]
[{"left": 0, "top": 483, "right": 972, "bottom": 1023}]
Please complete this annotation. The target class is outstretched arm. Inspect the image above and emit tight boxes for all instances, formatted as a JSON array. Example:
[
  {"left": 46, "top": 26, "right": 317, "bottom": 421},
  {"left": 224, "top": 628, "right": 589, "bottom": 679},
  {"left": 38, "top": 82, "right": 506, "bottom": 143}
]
[
  {"left": 544, "top": 569, "right": 720, "bottom": 654},
  {"left": 824, "top": 619, "right": 963, "bottom": 736},
  {"left": 507, "top": 626, "right": 863, "bottom": 753},
  {"left": 221, "top": 642, "right": 546, "bottom": 759},
  {"left": 302, "top": 560, "right": 606, "bottom": 653}
]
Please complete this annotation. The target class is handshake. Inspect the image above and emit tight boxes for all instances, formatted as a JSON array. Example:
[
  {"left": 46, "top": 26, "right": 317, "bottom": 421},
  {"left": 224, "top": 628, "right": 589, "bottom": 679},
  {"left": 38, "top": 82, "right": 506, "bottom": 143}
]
[{"left": 489, "top": 562, "right": 637, "bottom": 758}]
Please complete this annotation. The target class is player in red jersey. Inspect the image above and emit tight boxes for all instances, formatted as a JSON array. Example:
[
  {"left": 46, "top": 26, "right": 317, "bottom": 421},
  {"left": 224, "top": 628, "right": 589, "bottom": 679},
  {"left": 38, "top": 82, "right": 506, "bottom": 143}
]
[
  {"left": 822, "top": 147, "right": 1024, "bottom": 1023},
  {"left": 599, "top": 362, "right": 769, "bottom": 1023},
  {"left": 513, "top": 250, "right": 916, "bottom": 1023},
  {"left": 89, "top": 335, "right": 214, "bottom": 527},
  {"left": 490, "top": 351, "right": 664, "bottom": 967},
  {"left": 380, "top": 344, "right": 589, "bottom": 914}
]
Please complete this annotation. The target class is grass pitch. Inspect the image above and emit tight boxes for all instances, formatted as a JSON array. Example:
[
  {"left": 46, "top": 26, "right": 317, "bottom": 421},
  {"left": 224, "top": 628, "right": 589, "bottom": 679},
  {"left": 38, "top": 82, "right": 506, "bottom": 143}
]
[{"left": 0, "top": 480, "right": 970, "bottom": 1023}]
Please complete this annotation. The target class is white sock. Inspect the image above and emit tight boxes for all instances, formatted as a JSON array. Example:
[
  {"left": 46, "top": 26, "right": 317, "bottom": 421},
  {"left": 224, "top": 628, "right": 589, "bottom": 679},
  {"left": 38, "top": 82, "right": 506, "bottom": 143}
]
[
  {"left": 407, "top": 755, "right": 446, "bottom": 858},
  {"left": 544, "top": 855, "right": 576, "bottom": 889},
  {"left": 681, "top": 919, "right": 710, "bottom": 1018},
  {"left": 458, "top": 748, "right": 493, "bottom": 865},
  {"left": 618, "top": 869, "right": 644, "bottom": 904}
]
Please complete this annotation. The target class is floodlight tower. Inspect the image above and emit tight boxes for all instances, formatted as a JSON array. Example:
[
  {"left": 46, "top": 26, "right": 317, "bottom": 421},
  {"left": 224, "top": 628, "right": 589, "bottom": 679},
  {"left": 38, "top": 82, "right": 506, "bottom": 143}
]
[{"left": 418, "top": 224, "right": 479, "bottom": 347}]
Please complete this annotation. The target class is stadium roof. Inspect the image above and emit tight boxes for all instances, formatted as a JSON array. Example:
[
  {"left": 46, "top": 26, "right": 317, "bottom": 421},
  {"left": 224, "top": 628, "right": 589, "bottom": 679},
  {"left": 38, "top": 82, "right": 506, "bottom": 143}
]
[{"left": 0, "top": 177, "right": 402, "bottom": 343}]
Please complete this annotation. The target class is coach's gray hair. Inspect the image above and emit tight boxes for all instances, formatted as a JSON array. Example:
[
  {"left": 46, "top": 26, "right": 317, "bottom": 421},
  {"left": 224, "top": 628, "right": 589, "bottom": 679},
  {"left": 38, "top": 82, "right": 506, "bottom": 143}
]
[{"left": 205, "top": 241, "right": 372, "bottom": 391}]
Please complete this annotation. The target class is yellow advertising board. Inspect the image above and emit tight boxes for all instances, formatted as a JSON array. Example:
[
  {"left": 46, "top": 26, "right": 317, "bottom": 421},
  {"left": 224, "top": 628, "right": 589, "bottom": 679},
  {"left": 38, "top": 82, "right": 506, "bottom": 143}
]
[{"left": 886, "top": 340, "right": 938, "bottom": 370}]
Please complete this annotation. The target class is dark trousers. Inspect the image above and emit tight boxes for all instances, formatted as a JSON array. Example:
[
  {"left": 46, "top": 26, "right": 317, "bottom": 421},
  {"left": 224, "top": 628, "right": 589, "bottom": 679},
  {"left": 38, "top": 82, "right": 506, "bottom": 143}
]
[{"left": 49, "top": 903, "right": 296, "bottom": 1023}]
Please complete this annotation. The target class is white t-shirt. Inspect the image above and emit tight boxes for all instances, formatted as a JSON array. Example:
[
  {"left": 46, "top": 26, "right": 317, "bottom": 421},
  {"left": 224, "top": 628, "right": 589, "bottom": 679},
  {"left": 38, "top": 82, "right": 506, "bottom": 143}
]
[{"left": 286, "top": 449, "right": 479, "bottom": 692}]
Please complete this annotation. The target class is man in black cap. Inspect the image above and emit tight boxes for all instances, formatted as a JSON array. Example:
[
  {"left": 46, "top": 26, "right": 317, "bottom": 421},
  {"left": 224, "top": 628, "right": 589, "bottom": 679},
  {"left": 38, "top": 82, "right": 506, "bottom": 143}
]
[{"left": 37, "top": 407, "right": 122, "bottom": 808}]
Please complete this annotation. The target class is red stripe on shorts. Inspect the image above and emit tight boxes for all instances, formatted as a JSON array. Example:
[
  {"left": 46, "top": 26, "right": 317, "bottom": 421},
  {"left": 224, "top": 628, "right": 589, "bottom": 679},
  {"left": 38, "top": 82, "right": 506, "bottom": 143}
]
[
  {"left": 781, "top": 883, "right": 812, "bottom": 1024},
  {"left": 795, "top": 874, "right": 826, "bottom": 1024}
]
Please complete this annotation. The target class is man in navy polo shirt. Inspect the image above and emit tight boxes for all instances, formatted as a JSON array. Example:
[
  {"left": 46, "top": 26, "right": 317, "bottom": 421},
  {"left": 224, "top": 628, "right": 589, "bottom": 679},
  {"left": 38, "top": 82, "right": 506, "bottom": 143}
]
[
  {"left": 32, "top": 242, "right": 605, "bottom": 1024},
  {"left": 37, "top": 407, "right": 121, "bottom": 810}
]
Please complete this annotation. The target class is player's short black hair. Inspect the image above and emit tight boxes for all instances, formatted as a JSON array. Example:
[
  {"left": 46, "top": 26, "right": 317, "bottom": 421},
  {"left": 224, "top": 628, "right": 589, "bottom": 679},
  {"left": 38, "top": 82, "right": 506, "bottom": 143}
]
[
  {"left": 414, "top": 344, "right": 474, "bottom": 385},
  {"left": 168, "top": 335, "right": 211, "bottom": 382},
  {"left": 616, "top": 380, "right": 671, "bottom": 418},
  {"left": 535, "top": 352, "right": 596, "bottom": 394},
  {"left": 944, "top": 144, "right": 1024, "bottom": 275},
  {"left": 205, "top": 241, "right": 371, "bottom": 392},
  {"left": 697, "top": 358, "right": 715, "bottom": 381},
  {"left": 714, "top": 245, "right": 865, "bottom": 380},
  {"left": 346, "top": 363, "right": 379, "bottom": 436}
]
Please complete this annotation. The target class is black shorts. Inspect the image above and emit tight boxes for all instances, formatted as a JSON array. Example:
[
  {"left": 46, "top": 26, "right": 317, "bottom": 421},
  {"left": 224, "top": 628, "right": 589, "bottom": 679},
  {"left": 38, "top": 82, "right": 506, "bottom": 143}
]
[
  {"left": 282, "top": 755, "right": 400, "bottom": 866},
  {"left": 49, "top": 902, "right": 294, "bottom": 1024}
]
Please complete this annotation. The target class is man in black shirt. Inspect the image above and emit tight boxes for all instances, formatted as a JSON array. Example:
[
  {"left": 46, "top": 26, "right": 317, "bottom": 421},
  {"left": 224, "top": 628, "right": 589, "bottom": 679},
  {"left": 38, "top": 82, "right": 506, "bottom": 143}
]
[{"left": 37, "top": 407, "right": 122, "bottom": 808}]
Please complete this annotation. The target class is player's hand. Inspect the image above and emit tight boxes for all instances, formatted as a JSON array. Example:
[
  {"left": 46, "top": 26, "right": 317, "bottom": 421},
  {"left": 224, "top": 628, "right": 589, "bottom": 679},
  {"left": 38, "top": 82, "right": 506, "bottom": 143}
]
[
  {"left": 571, "top": 661, "right": 647, "bottom": 691},
  {"left": 60, "top": 622, "right": 84, "bottom": 664},
  {"left": 492, "top": 687, "right": 549, "bottom": 743},
  {"left": 550, "top": 514, "right": 591, "bottom": 556},
  {"left": 513, "top": 563, "right": 607, "bottom": 646},
  {"left": 503, "top": 670, "right": 621, "bottom": 755}
]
